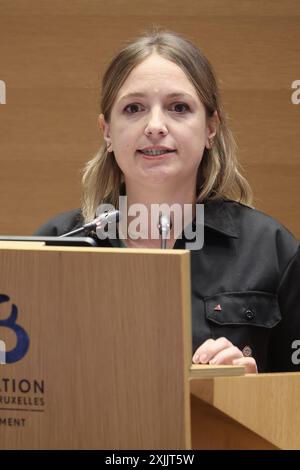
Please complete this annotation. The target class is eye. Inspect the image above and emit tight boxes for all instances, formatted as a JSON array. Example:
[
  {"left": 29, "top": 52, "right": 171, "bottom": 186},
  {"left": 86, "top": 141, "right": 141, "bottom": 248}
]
[
  {"left": 171, "top": 102, "right": 190, "bottom": 113},
  {"left": 124, "top": 103, "right": 144, "bottom": 114}
]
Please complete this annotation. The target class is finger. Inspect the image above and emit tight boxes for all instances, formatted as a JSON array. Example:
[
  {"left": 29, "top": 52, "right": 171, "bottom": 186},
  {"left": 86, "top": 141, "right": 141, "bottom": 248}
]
[
  {"left": 233, "top": 357, "right": 258, "bottom": 374},
  {"left": 192, "top": 339, "right": 214, "bottom": 363},
  {"left": 192, "top": 337, "right": 233, "bottom": 364},
  {"left": 209, "top": 346, "right": 243, "bottom": 365}
]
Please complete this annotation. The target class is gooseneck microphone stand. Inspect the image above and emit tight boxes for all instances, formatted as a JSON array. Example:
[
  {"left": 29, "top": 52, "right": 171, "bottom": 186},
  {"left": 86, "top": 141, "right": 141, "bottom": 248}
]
[{"left": 58, "top": 210, "right": 120, "bottom": 238}]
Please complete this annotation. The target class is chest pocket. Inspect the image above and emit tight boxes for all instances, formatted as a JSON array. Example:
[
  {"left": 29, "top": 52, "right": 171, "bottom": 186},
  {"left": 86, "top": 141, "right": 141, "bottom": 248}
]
[
  {"left": 203, "top": 291, "right": 282, "bottom": 372},
  {"left": 204, "top": 291, "right": 281, "bottom": 327}
]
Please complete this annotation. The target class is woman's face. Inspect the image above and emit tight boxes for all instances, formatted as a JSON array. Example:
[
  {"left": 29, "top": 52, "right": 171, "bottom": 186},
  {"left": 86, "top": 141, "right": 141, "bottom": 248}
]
[{"left": 100, "top": 53, "right": 217, "bottom": 188}]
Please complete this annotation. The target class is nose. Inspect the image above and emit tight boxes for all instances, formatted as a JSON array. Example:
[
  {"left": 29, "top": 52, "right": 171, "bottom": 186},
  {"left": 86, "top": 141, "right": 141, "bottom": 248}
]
[{"left": 144, "top": 108, "right": 168, "bottom": 137}]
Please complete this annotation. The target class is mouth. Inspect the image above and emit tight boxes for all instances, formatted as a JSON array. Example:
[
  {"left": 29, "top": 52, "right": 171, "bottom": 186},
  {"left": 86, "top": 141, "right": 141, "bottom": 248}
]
[{"left": 137, "top": 149, "right": 176, "bottom": 159}]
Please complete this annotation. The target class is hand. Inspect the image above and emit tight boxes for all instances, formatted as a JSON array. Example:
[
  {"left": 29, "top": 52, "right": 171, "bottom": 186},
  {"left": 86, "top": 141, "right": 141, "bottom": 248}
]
[{"left": 192, "top": 337, "right": 258, "bottom": 374}]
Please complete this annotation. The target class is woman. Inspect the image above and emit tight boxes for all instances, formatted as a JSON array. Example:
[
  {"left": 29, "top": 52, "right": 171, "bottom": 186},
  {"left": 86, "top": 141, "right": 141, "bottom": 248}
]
[{"left": 36, "top": 30, "right": 300, "bottom": 374}]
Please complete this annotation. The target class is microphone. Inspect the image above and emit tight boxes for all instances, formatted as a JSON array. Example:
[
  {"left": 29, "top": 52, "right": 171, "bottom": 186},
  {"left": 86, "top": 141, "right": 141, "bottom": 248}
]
[
  {"left": 59, "top": 210, "right": 120, "bottom": 238},
  {"left": 158, "top": 212, "right": 172, "bottom": 249}
]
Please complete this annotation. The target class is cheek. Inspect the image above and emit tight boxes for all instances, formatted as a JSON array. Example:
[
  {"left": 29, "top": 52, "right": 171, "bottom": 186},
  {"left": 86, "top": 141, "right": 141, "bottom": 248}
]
[
  {"left": 111, "top": 124, "right": 136, "bottom": 150},
  {"left": 185, "top": 131, "right": 206, "bottom": 154},
  {"left": 183, "top": 117, "right": 207, "bottom": 140}
]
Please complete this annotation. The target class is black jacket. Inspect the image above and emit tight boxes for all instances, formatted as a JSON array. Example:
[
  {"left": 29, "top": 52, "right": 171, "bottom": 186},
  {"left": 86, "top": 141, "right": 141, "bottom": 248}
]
[{"left": 35, "top": 199, "right": 300, "bottom": 373}]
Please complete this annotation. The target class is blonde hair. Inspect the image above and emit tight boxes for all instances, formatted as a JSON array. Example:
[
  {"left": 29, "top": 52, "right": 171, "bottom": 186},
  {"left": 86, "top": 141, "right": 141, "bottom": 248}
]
[{"left": 82, "top": 29, "right": 253, "bottom": 222}]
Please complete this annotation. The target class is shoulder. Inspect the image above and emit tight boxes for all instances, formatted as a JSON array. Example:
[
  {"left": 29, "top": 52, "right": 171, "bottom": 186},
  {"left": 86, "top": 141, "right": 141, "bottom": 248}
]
[
  {"left": 224, "top": 199, "right": 299, "bottom": 269},
  {"left": 225, "top": 199, "right": 296, "bottom": 240},
  {"left": 34, "top": 209, "right": 84, "bottom": 236}
]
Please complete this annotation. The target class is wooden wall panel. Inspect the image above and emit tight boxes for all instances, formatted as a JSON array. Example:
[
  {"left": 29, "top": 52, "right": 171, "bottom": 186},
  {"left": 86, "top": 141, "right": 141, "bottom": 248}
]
[{"left": 0, "top": 0, "right": 299, "bottom": 236}]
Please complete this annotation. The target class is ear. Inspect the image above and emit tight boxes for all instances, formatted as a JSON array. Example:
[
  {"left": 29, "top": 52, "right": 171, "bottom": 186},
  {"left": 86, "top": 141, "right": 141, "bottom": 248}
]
[
  {"left": 98, "top": 114, "right": 112, "bottom": 151},
  {"left": 205, "top": 110, "right": 219, "bottom": 149}
]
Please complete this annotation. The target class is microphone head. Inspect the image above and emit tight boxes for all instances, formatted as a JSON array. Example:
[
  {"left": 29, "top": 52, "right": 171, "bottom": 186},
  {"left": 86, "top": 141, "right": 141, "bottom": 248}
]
[
  {"left": 95, "top": 210, "right": 120, "bottom": 229},
  {"left": 158, "top": 212, "right": 172, "bottom": 233}
]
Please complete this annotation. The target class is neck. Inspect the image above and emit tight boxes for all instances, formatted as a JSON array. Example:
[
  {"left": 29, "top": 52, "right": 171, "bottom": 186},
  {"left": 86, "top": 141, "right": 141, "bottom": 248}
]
[{"left": 126, "top": 178, "right": 196, "bottom": 206}]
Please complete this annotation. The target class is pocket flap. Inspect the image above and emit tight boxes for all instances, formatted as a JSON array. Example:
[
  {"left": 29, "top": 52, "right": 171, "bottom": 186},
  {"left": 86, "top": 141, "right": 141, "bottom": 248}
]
[{"left": 205, "top": 291, "right": 281, "bottom": 328}]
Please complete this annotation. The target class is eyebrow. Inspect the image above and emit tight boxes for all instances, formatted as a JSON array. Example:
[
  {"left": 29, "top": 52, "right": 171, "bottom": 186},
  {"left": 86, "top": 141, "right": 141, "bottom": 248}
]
[{"left": 118, "top": 92, "right": 196, "bottom": 102}]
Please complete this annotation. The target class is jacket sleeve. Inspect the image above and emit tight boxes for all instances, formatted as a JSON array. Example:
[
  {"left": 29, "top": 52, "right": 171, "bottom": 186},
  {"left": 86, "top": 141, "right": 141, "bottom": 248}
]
[
  {"left": 268, "top": 246, "right": 300, "bottom": 372},
  {"left": 34, "top": 209, "right": 83, "bottom": 236}
]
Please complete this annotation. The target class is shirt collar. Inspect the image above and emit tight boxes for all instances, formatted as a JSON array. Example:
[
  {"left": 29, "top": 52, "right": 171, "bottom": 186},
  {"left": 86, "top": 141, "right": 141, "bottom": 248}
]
[
  {"left": 120, "top": 183, "right": 238, "bottom": 238},
  {"left": 99, "top": 197, "right": 239, "bottom": 246},
  {"left": 203, "top": 199, "right": 239, "bottom": 239}
]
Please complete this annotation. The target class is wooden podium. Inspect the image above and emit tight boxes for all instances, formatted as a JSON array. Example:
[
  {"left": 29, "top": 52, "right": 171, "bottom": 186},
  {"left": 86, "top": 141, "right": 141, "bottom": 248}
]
[{"left": 0, "top": 243, "right": 299, "bottom": 449}]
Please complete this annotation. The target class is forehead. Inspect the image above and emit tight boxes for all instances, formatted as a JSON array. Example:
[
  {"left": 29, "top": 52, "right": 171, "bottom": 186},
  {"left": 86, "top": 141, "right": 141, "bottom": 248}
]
[{"left": 117, "top": 53, "right": 198, "bottom": 98}]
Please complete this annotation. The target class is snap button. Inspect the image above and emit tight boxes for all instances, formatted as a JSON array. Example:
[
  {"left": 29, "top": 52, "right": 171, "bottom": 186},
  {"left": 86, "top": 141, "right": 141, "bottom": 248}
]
[
  {"left": 245, "top": 309, "right": 255, "bottom": 321},
  {"left": 242, "top": 345, "right": 252, "bottom": 357}
]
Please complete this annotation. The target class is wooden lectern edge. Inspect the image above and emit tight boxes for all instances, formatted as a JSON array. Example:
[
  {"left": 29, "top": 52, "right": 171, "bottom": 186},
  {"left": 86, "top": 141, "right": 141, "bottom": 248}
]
[
  {"left": 0, "top": 241, "right": 46, "bottom": 249},
  {"left": 0, "top": 241, "right": 188, "bottom": 255},
  {"left": 179, "top": 252, "right": 193, "bottom": 450},
  {"left": 189, "top": 364, "right": 245, "bottom": 379},
  {"left": 189, "top": 368, "right": 300, "bottom": 401}
]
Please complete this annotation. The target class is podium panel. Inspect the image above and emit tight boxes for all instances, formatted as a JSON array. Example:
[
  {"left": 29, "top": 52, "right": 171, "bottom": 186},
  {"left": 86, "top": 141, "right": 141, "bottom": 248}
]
[{"left": 0, "top": 244, "right": 191, "bottom": 449}]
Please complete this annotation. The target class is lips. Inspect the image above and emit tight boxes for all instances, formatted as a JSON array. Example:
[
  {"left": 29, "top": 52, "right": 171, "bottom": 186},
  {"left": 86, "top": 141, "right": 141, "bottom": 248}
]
[
  {"left": 139, "top": 147, "right": 175, "bottom": 152},
  {"left": 138, "top": 152, "right": 175, "bottom": 162},
  {"left": 138, "top": 149, "right": 176, "bottom": 156},
  {"left": 137, "top": 150, "right": 176, "bottom": 160}
]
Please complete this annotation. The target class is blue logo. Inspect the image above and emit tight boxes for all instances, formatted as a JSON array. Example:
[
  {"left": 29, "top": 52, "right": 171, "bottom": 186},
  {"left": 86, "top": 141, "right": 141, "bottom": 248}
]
[{"left": 0, "top": 294, "right": 30, "bottom": 363}]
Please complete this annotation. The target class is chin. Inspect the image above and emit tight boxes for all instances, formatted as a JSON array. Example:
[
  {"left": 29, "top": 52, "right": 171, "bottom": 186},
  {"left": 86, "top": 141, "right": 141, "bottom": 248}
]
[{"left": 141, "top": 168, "right": 179, "bottom": 184}]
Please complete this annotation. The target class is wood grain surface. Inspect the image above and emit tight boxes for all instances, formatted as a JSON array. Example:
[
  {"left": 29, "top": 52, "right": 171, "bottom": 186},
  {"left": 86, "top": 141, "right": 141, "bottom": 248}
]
[{"left": 0, "top": 1, "right": 299, "bottom": 237}]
